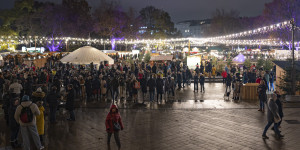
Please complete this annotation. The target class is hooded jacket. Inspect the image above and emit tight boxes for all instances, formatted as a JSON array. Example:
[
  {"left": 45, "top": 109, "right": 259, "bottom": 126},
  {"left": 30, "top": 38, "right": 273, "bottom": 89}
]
[{"left": 105, "top": 105, "right": 124, "bottom": 133}]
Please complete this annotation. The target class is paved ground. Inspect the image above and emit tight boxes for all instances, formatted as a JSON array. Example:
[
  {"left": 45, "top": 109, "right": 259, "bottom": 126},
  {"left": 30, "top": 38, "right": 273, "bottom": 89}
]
[{"left": 1, "top": 83, "right": 300, "bottom": 150}]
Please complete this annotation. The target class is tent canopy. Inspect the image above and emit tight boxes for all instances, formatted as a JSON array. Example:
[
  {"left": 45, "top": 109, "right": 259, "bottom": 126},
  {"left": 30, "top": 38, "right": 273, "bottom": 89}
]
[
  {"left": 60, "top": 46, "right": 114, "bottom": 65},
  {"left": 232, "top": 53, "right": 245, "bottom": 63}
]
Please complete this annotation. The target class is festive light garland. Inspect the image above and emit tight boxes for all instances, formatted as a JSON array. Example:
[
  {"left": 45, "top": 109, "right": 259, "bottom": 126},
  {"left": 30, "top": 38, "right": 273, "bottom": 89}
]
[{"left": 0, "top": 20, "right": 297, "bottom": 47}]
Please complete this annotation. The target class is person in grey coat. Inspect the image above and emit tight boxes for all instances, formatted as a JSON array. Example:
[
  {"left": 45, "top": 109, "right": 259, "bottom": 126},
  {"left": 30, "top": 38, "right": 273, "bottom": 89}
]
[{"left": 262, "top": 94, "right": 284, "bottom": 139}]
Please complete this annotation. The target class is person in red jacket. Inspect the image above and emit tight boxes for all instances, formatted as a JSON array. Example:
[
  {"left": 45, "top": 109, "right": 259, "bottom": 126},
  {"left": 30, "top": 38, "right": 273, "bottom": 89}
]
[
  {"left": 105, "top": 105, "right": 124, "bottom": 149},
  {"left": 256, "top": 76, "right": 262, "bottom": 84},
  {"left": 221, "top": 70, "right": 227, "bottom": 84}
]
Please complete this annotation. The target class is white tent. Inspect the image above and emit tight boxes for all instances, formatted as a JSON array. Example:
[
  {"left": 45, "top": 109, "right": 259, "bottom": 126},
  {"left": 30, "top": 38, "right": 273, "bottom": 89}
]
[{"left": 60, "top": 46, "right": 114, "bottom": 65}]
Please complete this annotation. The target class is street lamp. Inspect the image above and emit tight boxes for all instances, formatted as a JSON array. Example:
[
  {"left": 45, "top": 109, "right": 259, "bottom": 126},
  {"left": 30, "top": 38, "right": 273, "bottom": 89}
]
[{"left": 290, "top": 18, "right": 296, "bottom": 95}]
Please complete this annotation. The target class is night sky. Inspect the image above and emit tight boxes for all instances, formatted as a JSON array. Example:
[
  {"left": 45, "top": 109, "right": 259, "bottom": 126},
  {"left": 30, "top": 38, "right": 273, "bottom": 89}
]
[{"left": 0, "top": 0, "right": 272, "bottom": 22}]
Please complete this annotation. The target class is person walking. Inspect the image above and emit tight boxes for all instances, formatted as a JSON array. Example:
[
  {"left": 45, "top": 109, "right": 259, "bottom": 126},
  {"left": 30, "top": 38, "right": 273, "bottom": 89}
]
[
  {"left": 272, "top": 91, "right": 283, "bottom": 129},
  {"left": 46, "top": 86, "right": 60, "bottom": 124},
  {"left": 257, "top": 80, "right": 267, "bottom": 112},
  {"left": 262, "top": 94, "right": 284, "bottom": 139},
  {"left": 200, "top": 73, "right": 205, "bottom": 93},
  {"left": 14, "top": 95, "right": 44, "bottom": 150},
  {"left": 66, "top": 84, "right": 75, "bottom": 121},
  {"left": 105, "top": 105, "right": 124, "bottom": 150}
]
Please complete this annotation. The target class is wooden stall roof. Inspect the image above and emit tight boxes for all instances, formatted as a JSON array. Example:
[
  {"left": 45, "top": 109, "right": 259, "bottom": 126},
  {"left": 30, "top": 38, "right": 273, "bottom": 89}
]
[{"left": 150, "top": 55, "right": 173, "bottom": 61}]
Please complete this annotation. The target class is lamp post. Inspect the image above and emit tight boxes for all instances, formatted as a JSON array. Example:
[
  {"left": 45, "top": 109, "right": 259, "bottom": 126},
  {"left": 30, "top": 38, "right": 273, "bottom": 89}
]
[{"left": 290, "top": 18, "right": 296, "bottom": 95}]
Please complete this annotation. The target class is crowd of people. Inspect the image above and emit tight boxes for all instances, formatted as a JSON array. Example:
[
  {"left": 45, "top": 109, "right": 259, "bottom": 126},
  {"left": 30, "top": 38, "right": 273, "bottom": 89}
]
[{"left": 0, "top": 57, "right": 284, "bottom": 149}]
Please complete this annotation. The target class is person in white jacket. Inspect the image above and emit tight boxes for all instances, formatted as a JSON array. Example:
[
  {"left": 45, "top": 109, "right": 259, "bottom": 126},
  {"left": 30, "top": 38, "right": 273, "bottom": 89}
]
[{"left": 14, "top": 95, "right": 44, "bottom": 150}]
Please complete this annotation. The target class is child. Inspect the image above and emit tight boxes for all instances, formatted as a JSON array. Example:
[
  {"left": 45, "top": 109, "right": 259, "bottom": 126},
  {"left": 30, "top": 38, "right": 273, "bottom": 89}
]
[{"left": 36, "top": 101, "right": 45, "bottom": 145}]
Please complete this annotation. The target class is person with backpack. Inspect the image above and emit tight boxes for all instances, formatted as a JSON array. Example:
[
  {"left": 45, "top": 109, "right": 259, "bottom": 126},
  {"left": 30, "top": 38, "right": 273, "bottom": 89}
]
[
  {"left": 14, "top": 95, "right": 44, "bottom": 150},
  {"left": 105, "top": 105, "right": 124, "bottom": 150}
]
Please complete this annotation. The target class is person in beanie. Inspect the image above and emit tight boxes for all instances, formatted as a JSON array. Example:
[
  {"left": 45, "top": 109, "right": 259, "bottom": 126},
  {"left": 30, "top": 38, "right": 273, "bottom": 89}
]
[
  {"left": 105, "top": 105, "right": 124, "bottom": 150},
  {"left": 262, "top": 93, "right": 284, "bottom": 139},
  {"left": 14, "top": 95, "right": 44, "bottom": 150}
]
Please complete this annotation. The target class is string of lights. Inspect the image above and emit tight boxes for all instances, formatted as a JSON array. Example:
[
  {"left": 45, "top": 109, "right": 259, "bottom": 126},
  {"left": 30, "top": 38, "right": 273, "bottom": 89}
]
[{"left": 0, "top": 20, "right": 296, "bottom": 47}]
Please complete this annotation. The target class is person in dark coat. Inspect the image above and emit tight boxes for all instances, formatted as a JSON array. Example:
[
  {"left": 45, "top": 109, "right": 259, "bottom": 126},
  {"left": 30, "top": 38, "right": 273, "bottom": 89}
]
[
  {"left": 177, "top": 71, "right": 182, "bottom": 90},
  {"left": 152, "top": 64, "right": 157, "bottom": 74},
  {"left": 169, "top": 77, "right": 175, "bottom": 96},
  {"left": 156, "top": 75, "right": 164, "bottom": 102},
  {"left": 194, "top": 73, "right": 199, "bottom": 92},
  {"left": 147, "top": 75, "right": 156, "bottom": 102},
  {"left": 131, "top": 77, "right": 139, "bottom": 103},
  {"left": 257, "top": 80, "right": 267, "bottom": 112},
  {"left": 111, "top": 76, "right": 120, "bottom": 103},
  {"left": 273, "top": 91, "right": 283, "bottom": 128},
  {"left": 200, "top": 74, "right": 205, "bottom": 92},
  {"left": 105, "top": 105, "right": 124, "bottom": 149},
  {"left": 66, "top": 84, "right": 75, "bottom": 121},
  {"left": 262, "top": 94, "right": 284, "bottom": 139},
  {"left": 225, "top": 74, "right": 232, "bottom": 93},
  {"left": 85, "top": 76, "right": 92, "bottom": 101},
  {"left": 140, "top": 76, "right": 148, "bottom": 103},
  {"left": 9, "top": 97, "right": 21, "bottom": 148},
  {"left": 46, "top": 86, "right": 60, "bottom": 123}
]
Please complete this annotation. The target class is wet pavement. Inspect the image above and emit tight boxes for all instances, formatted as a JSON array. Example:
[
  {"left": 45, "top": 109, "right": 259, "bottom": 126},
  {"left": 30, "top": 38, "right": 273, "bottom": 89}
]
[{"left": 1, "top": 83, "right": 300, "bottom": 150}]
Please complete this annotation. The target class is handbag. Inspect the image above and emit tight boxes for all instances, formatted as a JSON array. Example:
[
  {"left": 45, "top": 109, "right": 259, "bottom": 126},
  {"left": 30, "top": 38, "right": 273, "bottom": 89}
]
[
  {"left": 111, "top": 114, "right": 121, "bottom": 131},
  {"left": 113, "top": 121, "right": 121, "bottom": 131}
]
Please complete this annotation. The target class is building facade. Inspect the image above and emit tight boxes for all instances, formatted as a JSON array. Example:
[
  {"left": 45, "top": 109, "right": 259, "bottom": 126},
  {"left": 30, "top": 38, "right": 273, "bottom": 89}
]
[{"left": 175, "top": 19, "right": 211, "bottom": 37}]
